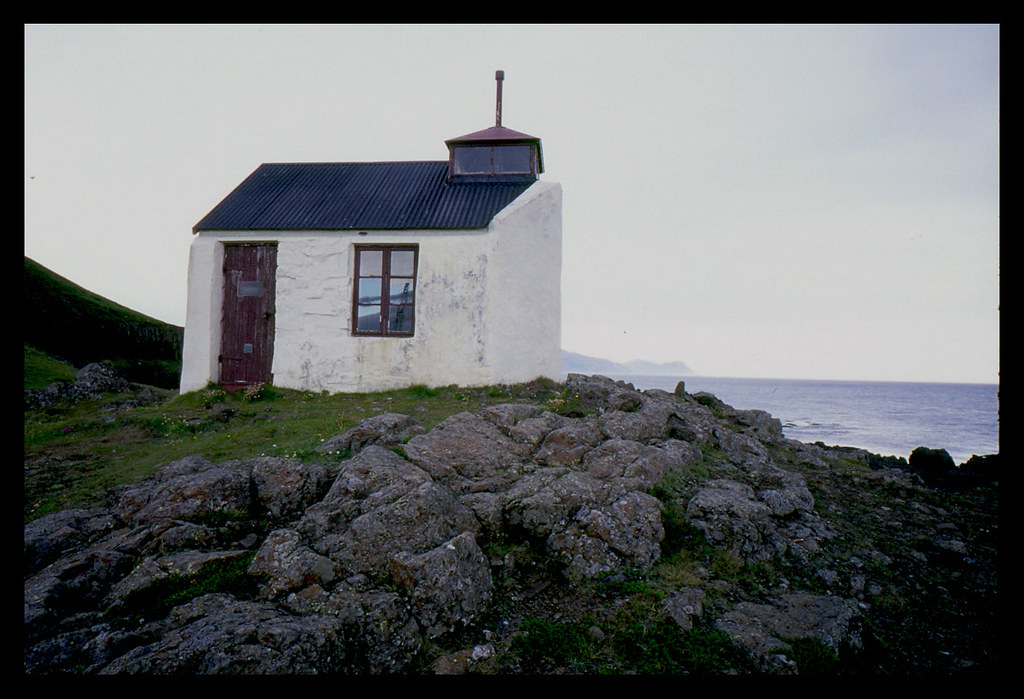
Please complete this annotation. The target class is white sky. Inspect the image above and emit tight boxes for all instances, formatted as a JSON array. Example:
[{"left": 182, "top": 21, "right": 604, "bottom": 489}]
[{"left": 24, "top": 24, "right": 1000, "bottom": 384}]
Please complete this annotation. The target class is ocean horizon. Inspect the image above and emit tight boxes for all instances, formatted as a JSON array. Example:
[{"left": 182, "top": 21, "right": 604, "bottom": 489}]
[{"left": 606, "top": 374, "right": 999, "bottom": 466}]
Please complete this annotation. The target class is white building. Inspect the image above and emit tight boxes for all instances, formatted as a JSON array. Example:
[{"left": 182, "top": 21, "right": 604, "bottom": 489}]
[{"left": 179, "top": 72, "right": 562, "bottom": 394}]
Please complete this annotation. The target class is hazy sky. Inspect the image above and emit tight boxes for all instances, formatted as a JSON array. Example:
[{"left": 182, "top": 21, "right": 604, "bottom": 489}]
[{"left": 24, "top": 24, "right": 1000, "bottom": 384}]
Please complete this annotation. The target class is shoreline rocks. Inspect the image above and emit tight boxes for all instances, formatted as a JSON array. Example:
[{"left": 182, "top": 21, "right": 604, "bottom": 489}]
[{"left": 24, "top": 373, "right": 999, "bottom": 675}]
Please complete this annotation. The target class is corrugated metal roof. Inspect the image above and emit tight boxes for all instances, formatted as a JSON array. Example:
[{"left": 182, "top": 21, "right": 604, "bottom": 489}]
[{"left": 193, "top": 161, "right": 536, "bottom": 232}]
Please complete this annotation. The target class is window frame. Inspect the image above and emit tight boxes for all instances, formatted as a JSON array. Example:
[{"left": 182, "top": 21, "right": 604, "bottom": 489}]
[
  {"left": 450, "top": 143, "right": 537, "bottom": 177},
  {"left": 351, "top": 244, "right": 419, "bottom": 337}
]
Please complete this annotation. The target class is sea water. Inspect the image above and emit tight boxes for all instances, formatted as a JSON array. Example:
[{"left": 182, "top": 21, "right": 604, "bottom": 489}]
[{"left": 609, "top": 375, "right": 999, "bottom": 466}]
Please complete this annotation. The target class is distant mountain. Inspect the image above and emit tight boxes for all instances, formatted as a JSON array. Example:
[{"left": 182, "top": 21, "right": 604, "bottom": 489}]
[
  {"left": 561, "top": 351, "right": 695, "bottom": 377},
  {"left": 620, "top": 359, "right": 697, "bottom": 376},
  {"left": 24, "top": 257, "right": 183, "bottom": 389}
]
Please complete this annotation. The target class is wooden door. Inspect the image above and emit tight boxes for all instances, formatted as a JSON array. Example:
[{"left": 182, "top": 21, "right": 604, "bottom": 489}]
[{"left": 219, "top": 243, "right": 277, "bottom": 388}]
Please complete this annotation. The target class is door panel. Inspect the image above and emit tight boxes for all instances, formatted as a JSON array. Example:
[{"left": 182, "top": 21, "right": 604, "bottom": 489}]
[{"left": 219, "top": 243, "right": 277, "bottom": 387}]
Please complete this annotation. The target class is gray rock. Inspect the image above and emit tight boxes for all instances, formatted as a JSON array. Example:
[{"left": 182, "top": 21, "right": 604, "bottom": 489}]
[
  {"left": 685, "top": 476, "right": 831, "bottom": 565},
  {"left": 25, "top": 547, "right": 137, "bottom": 642},
  {"left": 686, "top": 479, "right": 778, "bottom": 563},
  {"left": 315, "top": 413, "right": 424, "bottom": 455},
  {"left": 596, "top": 409, "right": 664, "bottom": 443},
  {"left": 403, "top": 412, "right": 530, "bottom": 485},
  {"left": 431, "top": 642, "right": 496, "bottom": 674},
  {"left": 663, "top": 588, "right": 706, "bottom": 631},
  {"left": 479, "top": 402, "right": 542, "bottom": 431},
  {"left": 109, "top": 456, "right": 253, "bottom": 524},
  {"left": 249, "top": 456, "right": 333, "bottom": 522},
  {"left": 547, "top": 490, "right": 664, "bottom": 580},
  {"left": 281, "top": 582, "right": 422, "bottom": 672},
  {"left": 565, "top": 373, "right": 642, "bottom": 412},
  {"left": 508, "top": 410, "right": 571, "bottom": 448},
  {"left": 25, "top": 362, "right": 136, "bottom": 408},
  {"left": 504, "top": 469, "right": 610, "bottom": 538},
  {"left": 24, "top": 508, "right": 118, "bottom": 576},
  {"left": 74, "top": 363, "right": 132, "bottom": 394},
  {"left": 581, "top": 438, "right": 674, "bottom": 486},
  {"left": 534, "top": 421, "right": 604, "bottom": 466},
  {"left": 388, "top": 531, "right": 493, "bottom": 638},
  {"left": 249, "top": 529, "right": 344, "bottom": 599},
  {"left": 750, "top": 463, "right": 815, "bottom": 517},
  {"left": 714, "top": 427, "right": 770, "bottom": 466},
  {"left": 734, "top": 409, "right": 784, "bottom": 443},
  {"left": 97, "top": 593, "right": 356, "bottom": 674},
  {"left": 715, "top": 593, "right": 863, "bottom": 673},
  {"left": 296, "top": 446, "right": 478, "bottom": 576},
  {"left": 909, "top": 446, "right": 957, "bottom": 475}
]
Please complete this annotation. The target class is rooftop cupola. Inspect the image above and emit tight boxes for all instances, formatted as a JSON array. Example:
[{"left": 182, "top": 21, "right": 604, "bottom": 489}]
[{"left": 446, "top": 70, "right": 544, "bottom": 182}]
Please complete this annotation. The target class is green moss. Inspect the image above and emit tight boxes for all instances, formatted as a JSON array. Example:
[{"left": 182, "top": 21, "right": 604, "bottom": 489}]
[
  {"left": 781, "top": 637, "right": 844, "bottom": 675},
  {"left": 595, "top": 568, "right": 663, "bottom": 600},
  {"left": 110, "top": 552, "right": 267, "bottom": 623},
  {"left": 543, "top": 385, "right": 614, "bottom": 418},
  {"left": 506, "top": 617, "right": 595, "bottom": 673},
  {"left": 187, "top": 508, "right": 262, "bottom": 530},
  {"left": 405, "top": 384, "right": 440, "bottom": 399},
  {"left": 612, "top": 617, "right": 753, "bottom": 674},
  {"left": 657, "top": 503, "right": 706, "bottom": 559}
]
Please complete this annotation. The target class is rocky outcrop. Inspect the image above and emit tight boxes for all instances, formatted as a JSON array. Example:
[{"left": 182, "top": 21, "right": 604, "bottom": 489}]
[
  {"left": 25, "top": 362, "right": 164, "bottom": 411},
  {"left": 908, "top": 446, "right": 999, "bottom": 490},
  {"left": 315, "top": 412, "right": 425, "bottom": 455},
  {"left": 714, "top": 593, "right": 863, "bottom": 674},
  {"left": 23, "top": 374, "right": 997, "bottom": 675}
]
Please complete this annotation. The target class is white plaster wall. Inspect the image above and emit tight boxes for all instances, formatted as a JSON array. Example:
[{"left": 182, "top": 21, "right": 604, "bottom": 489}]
[
  {"left": 179, "top": 180, "right": 562, "bottom": 394},
  {"left": 274, "top": 230, "right": 501, "bottom": 393},
  {"left": 272, "top": 235, "right": 350, "bottom": 391},
  {"left": 484, "top": 181, "right": 563, "bottom": 384},
  {"left": 179, "top": 236, "right": 222, "bottom": 393}
]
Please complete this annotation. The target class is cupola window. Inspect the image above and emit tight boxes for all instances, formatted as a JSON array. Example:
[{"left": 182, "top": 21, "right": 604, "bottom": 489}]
[{"left": 452, "top": 143, "right": 535, "bottom": 176}]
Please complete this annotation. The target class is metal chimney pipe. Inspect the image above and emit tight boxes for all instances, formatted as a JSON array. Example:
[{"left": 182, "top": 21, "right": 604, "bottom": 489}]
[{"left": 495, "top": 70, "right": 504, "bottom": 126}]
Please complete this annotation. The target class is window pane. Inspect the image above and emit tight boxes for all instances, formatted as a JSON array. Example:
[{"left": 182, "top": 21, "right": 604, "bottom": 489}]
[
  {"left": 358, "top": 277, "right": 381, "bottom": 304},
  {"left": 388, "top": 305, "right": 414, "bottom": 333},
  {"left": 359, "top": 250, "right": 383, "bottom": 276},
  {"left": 453, "top": 146, "right": 491, "bottom": 174},
  {"left": 389, "top": 278, "right": 414, "bottom": 305},
  {"left": 356, "top": 305, "right": 381, "bottom": 332},
  {"left": 391, "top": 249, "right": 415, "bottom": 276},
  {"left": 493, "top": 145, "right": 532, "bottom": 173}
]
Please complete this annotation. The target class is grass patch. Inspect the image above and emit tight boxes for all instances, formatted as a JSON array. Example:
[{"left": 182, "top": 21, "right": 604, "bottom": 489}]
[
  {"left": 502, "top": 610, "right": 754, "bottom": 675},
  {"left": 506, "top": 617, "right": 596, "bottom": 673},
  {"left": 611, "top": 617, "right": 753, "bottom": 674}
]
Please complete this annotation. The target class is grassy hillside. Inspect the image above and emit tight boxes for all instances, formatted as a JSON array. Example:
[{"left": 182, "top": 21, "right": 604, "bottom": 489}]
[
  {"left": 24, "top": 345, "right": 78, "bottom": 390},
  {"left": 24, "top": 257, "right": 183, "bottom": 389}
]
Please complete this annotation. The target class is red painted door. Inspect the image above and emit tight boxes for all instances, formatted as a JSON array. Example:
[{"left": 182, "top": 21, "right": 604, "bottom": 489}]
[{"left": 219, "top": 243, "right": 277, "bottom": 388}]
